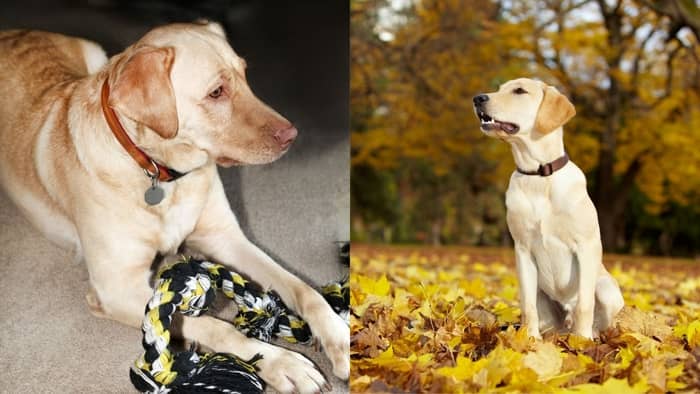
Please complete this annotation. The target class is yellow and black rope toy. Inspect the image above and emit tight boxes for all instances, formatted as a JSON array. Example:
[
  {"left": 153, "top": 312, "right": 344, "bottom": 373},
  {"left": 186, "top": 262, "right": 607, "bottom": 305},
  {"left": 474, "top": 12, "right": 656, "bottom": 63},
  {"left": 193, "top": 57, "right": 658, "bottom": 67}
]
[{"left": 130, "top": 257, "right": 349, "bottom": 393}]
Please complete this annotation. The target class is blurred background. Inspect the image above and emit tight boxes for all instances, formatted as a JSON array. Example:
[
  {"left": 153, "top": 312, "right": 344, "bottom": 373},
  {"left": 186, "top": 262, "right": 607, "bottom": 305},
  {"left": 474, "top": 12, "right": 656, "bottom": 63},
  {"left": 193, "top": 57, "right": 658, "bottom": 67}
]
[
  {"left": 0, "top": 1, "right": 348, "bottom": 392},
  {"left": 351, "top": 0, "right": 700, "bottom": 257}
]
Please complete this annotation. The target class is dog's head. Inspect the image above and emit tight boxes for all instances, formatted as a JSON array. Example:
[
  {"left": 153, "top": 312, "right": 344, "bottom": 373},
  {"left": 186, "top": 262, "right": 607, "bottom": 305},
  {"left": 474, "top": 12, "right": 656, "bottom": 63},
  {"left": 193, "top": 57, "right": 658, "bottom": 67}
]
[
  {"left": 473, "top": 78, "right": 575, "bottom": 139},
  {"left": 107, "top": 21, "right": 296, "bottom": 169}
]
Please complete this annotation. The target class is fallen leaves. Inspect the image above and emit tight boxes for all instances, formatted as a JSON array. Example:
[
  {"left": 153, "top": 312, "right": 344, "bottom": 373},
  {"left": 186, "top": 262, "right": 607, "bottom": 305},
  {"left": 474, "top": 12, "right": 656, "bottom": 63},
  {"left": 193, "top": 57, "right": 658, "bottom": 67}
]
[
  {"left": 524, "top": 342, "right": 563, "bottom": 381},
  {"left": 350, "top": 246, "right": 700, "bottom": 393},
  {"left": 614, "top": 307, "right": 674, "bottom": 341}
]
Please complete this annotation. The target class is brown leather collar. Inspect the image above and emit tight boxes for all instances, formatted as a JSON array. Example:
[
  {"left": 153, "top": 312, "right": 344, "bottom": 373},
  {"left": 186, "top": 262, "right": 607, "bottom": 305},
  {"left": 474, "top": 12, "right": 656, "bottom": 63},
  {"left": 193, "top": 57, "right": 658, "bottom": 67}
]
[
  {"left": 100, "top": 79, "right": 184, "bottom": 182},
  {"left": 516, "top": 153, "right": 569, "bottom": 177}
]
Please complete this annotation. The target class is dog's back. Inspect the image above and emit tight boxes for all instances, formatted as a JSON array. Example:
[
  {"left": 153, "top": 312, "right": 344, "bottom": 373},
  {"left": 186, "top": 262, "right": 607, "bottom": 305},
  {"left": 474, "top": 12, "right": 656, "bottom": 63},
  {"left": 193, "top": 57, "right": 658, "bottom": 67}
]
[
  {"left": 0, "top": 30, "right": 107, "bottom": 124},
  {"left": 0, "top": 30, "right": 98, "bottom": 152},
  {"left": 0, "top": 31, "right": 89, "bottom": 113},
  {"left": 0, "top": 30, "right": 101, "bottom": 82},
  {"left": 0, "top": 30, "right": 106, "bottom": 250}
]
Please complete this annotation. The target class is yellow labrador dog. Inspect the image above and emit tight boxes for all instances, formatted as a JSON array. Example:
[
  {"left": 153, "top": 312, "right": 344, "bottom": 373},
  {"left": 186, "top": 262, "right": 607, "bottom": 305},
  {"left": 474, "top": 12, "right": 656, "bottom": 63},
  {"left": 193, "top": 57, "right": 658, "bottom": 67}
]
[
  {"left": 473, "top": 78, "right": 623, "bottom": 339},
  {"left": 0, "top": 22, "right": 348, "bottom": 393}
]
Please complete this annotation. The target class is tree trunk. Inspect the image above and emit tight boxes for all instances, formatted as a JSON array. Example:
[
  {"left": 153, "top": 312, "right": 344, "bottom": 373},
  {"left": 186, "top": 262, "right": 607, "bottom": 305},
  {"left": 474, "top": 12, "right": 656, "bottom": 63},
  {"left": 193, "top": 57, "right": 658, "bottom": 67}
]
[
  {"left": 595, "top": 101, "right": 621, "bottom": 252},
  {"left": 431, "top": 221, "right": 442, "bottom": 246},
  {"left": 597, "top": 203, "right": 624, "bottom": 252},
  {"left": 594, "top": 0, "right": 625, "bottom": 252}
]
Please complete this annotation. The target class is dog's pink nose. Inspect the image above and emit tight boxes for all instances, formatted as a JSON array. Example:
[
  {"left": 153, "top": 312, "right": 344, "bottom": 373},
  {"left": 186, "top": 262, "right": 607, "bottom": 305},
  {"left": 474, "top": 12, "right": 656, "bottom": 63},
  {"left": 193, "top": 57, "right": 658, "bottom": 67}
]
[{"left": 274, "top": 125, "right": 297, "bottom": 148}]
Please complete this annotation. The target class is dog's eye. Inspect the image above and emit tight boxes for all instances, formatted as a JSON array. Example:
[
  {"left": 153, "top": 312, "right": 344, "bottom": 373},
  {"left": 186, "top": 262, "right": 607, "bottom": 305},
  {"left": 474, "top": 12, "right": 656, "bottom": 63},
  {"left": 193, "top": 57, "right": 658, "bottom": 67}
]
[
  {"left": 209, "top": 85, "right": 224, "bottom": 99},
  {"left": 513, "top": 87, "right": 527, "bottom": 95}
]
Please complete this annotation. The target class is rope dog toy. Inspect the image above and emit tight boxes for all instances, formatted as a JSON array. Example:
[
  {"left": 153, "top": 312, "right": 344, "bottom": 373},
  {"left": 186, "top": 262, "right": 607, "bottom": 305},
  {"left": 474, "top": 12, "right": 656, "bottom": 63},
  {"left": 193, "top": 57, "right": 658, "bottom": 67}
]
[{"left": 130, "top": 257, "right": 349, "bottom": 393}]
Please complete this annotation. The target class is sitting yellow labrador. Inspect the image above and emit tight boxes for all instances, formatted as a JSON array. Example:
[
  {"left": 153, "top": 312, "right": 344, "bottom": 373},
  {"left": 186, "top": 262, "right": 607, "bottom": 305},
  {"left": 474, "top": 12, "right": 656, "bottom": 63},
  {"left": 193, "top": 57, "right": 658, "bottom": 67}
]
[
  {"left": 473, "top": 78, "right": 624, "bottom": 339},
  {"left": 0, "top": 22, "right": 348, "bottom": 393}
]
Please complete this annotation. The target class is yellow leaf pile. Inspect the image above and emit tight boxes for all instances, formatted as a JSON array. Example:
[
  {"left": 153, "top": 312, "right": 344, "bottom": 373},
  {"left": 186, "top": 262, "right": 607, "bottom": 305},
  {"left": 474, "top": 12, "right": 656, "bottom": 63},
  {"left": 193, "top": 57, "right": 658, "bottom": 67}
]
[{"left": 351, "top": 246, "right": 700, "bottom": 393}]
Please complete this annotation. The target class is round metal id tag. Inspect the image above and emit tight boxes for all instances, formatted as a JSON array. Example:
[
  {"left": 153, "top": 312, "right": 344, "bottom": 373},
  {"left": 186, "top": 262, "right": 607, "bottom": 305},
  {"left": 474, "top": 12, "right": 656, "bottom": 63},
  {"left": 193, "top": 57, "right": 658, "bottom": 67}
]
[
  {"left": 143, "top": 161, "right": 165, "bottom": 206},
  {"left": 145, "top": 185, "right": 165, "bottom": 205}
]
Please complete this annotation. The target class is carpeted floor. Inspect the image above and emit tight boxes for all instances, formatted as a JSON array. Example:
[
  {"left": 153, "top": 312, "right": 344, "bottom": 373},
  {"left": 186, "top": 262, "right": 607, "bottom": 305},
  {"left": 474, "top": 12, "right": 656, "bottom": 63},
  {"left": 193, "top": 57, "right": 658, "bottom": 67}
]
[{"left": 0, "top": 1, "right": 349, "bottom": 393}]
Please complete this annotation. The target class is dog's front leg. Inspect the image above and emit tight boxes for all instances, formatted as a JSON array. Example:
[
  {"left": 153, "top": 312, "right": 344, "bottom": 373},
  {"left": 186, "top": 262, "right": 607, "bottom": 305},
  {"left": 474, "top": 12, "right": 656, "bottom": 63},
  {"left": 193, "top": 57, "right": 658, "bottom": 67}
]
[
  {"left": 572, "top": 240, "right": 602, "bottom": 339},
  {"left": 178, "top": 315, "right": 329, "bottom": 393},
  {"left": 514, "top": 243, "right": 541, "bottom": 338},
  {"left": 83, "top": 238, "right": 328, "bottom": 394},
  {"left": 185, "top": 177, "right": 349, "bottom": 381}
]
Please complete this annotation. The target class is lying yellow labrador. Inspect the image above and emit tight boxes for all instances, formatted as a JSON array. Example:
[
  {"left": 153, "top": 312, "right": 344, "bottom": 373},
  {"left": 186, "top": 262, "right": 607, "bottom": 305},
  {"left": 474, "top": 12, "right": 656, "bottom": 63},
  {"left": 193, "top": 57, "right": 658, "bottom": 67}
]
[
  {"left": 0, "top": 22, "right": 348, "bottom": 393},
  {"left": 473, "top": 78, "right": 624, "bottom": 339}
]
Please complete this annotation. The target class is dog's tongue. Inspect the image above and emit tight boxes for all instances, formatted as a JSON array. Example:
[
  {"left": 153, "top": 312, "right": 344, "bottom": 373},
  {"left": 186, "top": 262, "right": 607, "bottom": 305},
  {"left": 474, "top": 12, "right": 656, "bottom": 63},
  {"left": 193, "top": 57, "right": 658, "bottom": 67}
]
[{"left": 501, "top": 123, "right": 517, "bottom": 133}]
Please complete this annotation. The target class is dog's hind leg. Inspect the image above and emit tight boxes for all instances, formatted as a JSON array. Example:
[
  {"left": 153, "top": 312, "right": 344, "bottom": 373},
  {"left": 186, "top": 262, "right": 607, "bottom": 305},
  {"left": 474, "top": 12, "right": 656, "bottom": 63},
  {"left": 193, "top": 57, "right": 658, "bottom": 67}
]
[{"left": 593, "top": 271, "right": 624, "bottom": 336}]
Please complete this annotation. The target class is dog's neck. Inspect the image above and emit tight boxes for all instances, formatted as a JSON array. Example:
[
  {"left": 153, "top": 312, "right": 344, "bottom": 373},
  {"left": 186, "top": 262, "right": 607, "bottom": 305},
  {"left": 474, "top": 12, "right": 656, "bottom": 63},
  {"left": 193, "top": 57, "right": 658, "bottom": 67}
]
[
  {"left": 78, "top": 69, "right": 214, "bottom": 173},
  {"left": 66, "top": 75, "right": 138, "bottom": 180},
  {"left": 100, "top": 79, "right": 185, "bottom": 182},
  {"left": 507, "top": 127, "right": 566, "bottom": 173},
  {"left": 70, "top": 72, "right": 210, "bottom": 183}
]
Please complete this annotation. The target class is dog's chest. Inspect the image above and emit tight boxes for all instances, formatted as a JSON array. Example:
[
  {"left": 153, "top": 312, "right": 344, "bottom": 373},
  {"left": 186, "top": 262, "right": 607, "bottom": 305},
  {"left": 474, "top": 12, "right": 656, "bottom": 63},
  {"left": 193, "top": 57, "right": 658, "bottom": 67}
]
[
  {"left": 506, "top": 175, "right": 579, "bottom": 300},
  {"left": 148, "top": 178, "right": 210, "bottom": 254},
  {"left": 506, "top": 178, "right": 557, "bottom": 240}
]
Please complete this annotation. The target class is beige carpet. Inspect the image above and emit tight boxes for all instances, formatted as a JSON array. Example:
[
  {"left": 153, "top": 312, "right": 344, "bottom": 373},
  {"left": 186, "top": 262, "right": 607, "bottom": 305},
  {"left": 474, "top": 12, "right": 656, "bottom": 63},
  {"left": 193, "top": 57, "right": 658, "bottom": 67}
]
[
  {"left": 0, "top": 1, "right": 349, "bottom": 392},
  {"left": 0, "top": 141, "right": 348, "bottom": 394}
]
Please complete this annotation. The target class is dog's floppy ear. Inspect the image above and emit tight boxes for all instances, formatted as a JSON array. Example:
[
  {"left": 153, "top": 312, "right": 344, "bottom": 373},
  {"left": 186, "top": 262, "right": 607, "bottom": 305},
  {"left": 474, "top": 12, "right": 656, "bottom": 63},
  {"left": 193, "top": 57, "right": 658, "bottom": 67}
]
[
  {"left": 534, "top": 85, "right": 576, "bottom": 134},
  {"left": 110, "top": 46, "right": 178, "bottom": 139}
]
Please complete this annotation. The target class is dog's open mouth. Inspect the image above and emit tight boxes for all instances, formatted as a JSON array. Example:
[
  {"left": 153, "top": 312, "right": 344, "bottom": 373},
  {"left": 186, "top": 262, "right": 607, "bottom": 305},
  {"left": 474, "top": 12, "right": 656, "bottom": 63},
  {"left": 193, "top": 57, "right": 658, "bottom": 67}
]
[{"left": 477, "top": 111, "right": 519, "bottom": 134}]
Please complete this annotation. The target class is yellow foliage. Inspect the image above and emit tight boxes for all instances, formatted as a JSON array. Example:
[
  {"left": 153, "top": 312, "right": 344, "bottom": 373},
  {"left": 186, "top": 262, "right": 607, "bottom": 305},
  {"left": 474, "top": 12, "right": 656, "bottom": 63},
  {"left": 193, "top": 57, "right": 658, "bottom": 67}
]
[
  {"left": 351, "top": 246, "right": 700, "bottom": 393},
  {"left": 352, "top": 0, "right": 700, "bottom": 218},
  {"left": 523, "top": 342, "right": 564, "bottom": 381},
  {"left": 356, "top": 274, "right": 390, "bottom": 297},
  {"left": 556, "top": 377, "right": 649, "bottom": 394}
]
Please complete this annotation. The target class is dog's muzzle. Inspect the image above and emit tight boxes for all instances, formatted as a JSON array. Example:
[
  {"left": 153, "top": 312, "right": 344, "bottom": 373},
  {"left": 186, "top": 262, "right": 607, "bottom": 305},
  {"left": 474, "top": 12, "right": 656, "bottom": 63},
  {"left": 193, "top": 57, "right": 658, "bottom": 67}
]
[{"left": 473, "top": 94, "right": 519, "bottom": 134}]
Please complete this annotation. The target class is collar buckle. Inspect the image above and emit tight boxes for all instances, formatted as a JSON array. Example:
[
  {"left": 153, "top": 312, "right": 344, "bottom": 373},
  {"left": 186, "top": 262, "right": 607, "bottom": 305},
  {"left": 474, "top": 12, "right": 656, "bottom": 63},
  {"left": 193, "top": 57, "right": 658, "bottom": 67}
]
[{"left": 539, "top": 163, "right": 554, "bottom": 176}]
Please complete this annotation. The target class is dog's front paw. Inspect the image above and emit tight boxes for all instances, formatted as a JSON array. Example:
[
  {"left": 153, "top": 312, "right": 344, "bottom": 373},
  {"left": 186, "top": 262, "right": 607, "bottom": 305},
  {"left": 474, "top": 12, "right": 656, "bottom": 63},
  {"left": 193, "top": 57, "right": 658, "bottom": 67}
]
[
  {"left": 572, "top": 317, "right": 594, "bottom": 339},
  {"left": 526, "top": 325, "right": 542, "bottom": 340},
  {"left": 564, "top": 314, "right": 573, "bottom": 330},
  {"left": 323, "top": 312, "right": 350, "bottom": 379},
  {"left": 257, "top": 345, "right": 329, "bottom": 394},
  {"left": 572, "top": 309, "right": 594, "bottom": 339},
  {"left": 311, "top": 309, "right": 350, "bottom": 380},
  {"left": 573, "top": 327, "right": 594, "bottom": 339}
]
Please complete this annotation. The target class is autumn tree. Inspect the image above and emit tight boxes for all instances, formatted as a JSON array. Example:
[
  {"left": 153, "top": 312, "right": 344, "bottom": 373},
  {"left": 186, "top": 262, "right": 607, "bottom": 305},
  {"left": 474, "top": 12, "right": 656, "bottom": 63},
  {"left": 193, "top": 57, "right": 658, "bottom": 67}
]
[
  {"left": 641, "top": 0, "right": 700, "bottom": 40},
  {"left": 352, "top": 0, "right": 531, "bottom": 244},
  {"left": 351, "top": 0, "right": 700, "bottom": 254},
  {"left": 511, "top": 0, "right": 700, "bottom": 251}
]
